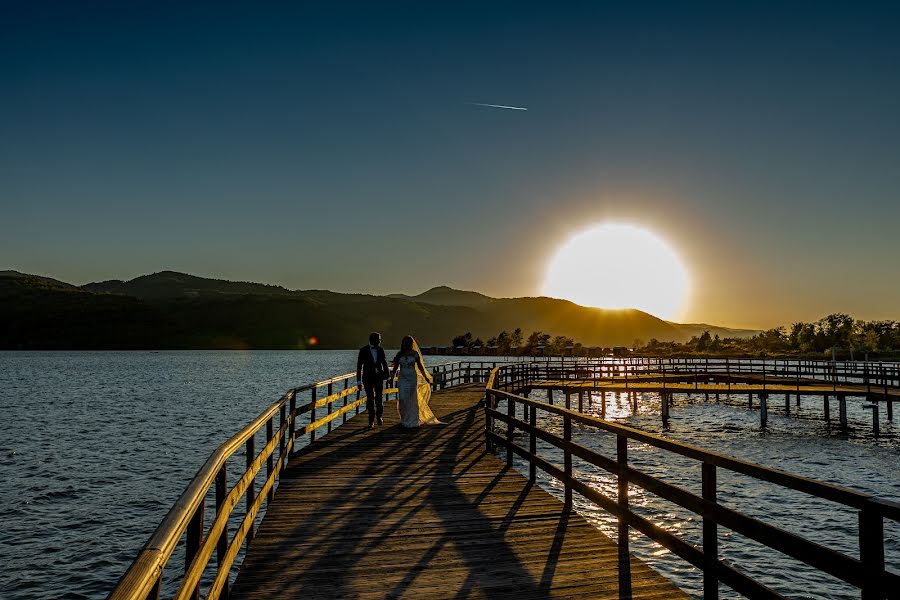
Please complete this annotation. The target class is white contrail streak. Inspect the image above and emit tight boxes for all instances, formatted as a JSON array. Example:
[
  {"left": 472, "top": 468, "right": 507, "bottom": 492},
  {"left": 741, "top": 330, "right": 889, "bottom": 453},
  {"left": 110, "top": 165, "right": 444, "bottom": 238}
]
[{"left": 465, "top": 102, "right": 528, "bottom": 111}]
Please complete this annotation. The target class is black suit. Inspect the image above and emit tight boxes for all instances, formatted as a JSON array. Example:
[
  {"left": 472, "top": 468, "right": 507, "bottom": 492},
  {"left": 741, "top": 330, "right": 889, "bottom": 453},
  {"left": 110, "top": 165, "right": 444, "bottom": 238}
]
[{"left": 357, "top": 345, "right": 389, "bottom": 421}]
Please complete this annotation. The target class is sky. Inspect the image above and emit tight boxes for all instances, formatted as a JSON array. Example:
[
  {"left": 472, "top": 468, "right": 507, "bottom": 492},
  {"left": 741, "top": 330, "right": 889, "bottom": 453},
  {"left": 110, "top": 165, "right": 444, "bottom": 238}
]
[{"left": 2, "top": 1, "right": 899, "bottom": 329}]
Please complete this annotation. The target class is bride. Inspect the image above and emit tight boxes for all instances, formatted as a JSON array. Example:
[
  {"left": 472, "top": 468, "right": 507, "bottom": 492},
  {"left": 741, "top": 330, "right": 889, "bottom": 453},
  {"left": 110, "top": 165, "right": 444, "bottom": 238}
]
[{"left": 390, "top": 336, "right": 442, "bottom": 428}]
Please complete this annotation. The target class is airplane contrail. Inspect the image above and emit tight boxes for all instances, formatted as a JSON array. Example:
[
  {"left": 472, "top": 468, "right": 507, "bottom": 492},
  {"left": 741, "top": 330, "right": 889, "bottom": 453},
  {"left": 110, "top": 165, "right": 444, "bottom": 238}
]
[{"left": 465, "top": 102, "right": 528, "bottom": 111}]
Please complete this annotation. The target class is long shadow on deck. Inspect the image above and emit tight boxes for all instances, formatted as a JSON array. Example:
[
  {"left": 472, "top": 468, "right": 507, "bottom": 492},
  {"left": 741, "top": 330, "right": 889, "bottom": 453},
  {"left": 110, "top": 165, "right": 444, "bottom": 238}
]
[{"left": 229, "top": 389, "right": 681, "bottom": 599}]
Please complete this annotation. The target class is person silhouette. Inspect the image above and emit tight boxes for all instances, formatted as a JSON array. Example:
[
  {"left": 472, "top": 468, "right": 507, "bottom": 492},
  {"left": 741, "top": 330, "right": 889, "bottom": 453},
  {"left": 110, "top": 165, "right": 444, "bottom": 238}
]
[{"left": 356, "top": 332, "right": 389, "bottom": 429}]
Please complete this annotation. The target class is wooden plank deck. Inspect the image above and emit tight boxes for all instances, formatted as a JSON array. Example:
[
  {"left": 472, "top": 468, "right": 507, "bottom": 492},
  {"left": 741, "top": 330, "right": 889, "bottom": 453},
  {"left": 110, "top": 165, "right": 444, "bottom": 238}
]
[{"left": 229, "top": 384, "right": 687, "bottom": 599}]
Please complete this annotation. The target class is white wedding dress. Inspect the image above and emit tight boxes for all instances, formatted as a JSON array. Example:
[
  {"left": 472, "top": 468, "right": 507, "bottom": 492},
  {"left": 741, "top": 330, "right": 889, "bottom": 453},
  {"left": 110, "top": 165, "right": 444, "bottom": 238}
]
[{"left": 397, "top": 351, "right": 441, "bottom": 427}]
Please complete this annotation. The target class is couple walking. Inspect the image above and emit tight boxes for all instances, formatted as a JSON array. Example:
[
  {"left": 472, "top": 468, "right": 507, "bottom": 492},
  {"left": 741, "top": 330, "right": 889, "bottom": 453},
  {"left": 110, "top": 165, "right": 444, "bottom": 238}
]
[{"left": 356, "top": 332, "right": 442, "bottom": 429}]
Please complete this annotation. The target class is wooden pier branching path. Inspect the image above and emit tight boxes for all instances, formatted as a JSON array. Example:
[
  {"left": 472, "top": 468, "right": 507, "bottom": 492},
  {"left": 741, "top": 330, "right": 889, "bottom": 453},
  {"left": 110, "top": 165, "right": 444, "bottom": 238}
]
[{"left": 229, "top": 384, "right": 686, "bottom": 599}]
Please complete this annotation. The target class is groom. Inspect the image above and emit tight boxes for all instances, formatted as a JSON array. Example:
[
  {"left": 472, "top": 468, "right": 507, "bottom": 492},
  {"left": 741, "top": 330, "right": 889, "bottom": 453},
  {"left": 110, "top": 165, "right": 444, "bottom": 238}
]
[{"left": 356, "top": 332, "right": 389, "bottom": 428}]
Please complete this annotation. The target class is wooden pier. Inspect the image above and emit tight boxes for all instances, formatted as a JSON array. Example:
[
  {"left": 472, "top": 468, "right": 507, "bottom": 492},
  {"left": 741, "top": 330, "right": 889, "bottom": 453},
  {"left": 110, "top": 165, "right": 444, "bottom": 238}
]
[
  {"left": 109, "top": 359, "right": 900, "bottom": 600},
  {"left": 229, "top": 384, "right": 685, "bottom": 599}
]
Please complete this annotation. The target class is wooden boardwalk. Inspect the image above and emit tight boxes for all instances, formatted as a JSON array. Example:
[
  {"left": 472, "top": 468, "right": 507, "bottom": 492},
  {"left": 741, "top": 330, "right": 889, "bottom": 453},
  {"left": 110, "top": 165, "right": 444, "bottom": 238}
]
[{"left": 229, "top": 385, "right": 686, "bottom": 599}]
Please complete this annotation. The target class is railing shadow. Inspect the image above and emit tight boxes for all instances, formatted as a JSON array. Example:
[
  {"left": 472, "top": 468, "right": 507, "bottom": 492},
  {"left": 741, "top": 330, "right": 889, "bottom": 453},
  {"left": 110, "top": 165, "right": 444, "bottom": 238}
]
[{"left": 230, "top": 395, "right": 548, "bottom": 599}]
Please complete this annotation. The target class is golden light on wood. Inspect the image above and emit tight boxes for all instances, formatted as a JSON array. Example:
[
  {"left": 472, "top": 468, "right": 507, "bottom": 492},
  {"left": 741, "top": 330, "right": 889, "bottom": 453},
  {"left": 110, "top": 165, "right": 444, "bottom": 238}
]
[{"left": 541, "top": 223, "right": 689, "bottom": 320}]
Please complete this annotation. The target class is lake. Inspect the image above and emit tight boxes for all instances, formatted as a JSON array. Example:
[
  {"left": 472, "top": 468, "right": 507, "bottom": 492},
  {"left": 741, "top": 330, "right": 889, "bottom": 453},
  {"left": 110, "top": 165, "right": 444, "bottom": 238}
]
[{"left": 1, "top": 351, "right": 897, "bottom": 599}]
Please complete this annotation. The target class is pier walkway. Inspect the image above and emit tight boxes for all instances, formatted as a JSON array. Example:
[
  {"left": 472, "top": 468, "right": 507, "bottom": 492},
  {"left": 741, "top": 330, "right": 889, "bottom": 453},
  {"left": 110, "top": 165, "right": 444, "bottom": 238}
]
[
  {"left": 229, "top": 384, "right": 685, "bottom": 599},
  {"left": 109, "top": 359, "right": 899, "bottom": 600}
]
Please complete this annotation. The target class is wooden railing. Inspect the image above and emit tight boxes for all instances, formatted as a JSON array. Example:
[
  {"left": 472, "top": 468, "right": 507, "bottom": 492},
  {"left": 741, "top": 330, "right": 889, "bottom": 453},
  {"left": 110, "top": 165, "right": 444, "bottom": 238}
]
[
  {"left": 513, "top": 357, "right": 900, "bottom": 390},
  {"left": 485, "top": 363, "right": 900, "bottom": 599},
  {"left": 108, "top": 360, "right": 497, "bottom": 600}
]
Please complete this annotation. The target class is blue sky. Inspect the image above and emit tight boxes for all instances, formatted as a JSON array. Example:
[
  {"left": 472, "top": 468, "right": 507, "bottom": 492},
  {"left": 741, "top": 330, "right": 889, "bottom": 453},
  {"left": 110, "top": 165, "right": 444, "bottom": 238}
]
[{"left": 2, "top": 1, "right": 899, "bottom": 327}]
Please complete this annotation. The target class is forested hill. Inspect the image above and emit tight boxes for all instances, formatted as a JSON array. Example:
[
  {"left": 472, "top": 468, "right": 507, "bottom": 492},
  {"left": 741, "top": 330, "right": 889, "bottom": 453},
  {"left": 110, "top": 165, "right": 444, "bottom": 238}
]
[{"left": 0, "top": 270, "right": 757, "bottom": 349}]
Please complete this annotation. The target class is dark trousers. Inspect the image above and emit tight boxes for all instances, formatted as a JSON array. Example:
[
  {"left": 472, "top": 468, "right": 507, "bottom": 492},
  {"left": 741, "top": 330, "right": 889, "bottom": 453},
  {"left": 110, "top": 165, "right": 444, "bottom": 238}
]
[{"left": 363, "top": 378, "right": 384, "bottom": 421}]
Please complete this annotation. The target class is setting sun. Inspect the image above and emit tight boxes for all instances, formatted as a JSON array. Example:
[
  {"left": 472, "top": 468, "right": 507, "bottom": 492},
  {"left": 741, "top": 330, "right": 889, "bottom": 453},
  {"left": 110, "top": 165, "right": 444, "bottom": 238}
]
[{"left": 542, "top": 223, "right": 689, "bottom": 320}]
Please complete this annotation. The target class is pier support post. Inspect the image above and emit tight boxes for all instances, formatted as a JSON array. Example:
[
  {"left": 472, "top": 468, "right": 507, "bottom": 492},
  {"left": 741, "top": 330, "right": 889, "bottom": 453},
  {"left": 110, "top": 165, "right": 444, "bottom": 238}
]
[
  {"left": 760, "top": 395, "right": 768, "bottom": 428},
  {"left": 824, "top": 395, "right": 830, "bottom": 421},
  {"left": 661, "top": 393, "right": 670, "bottom": 423},
  {"left": 548, "top": 388, "right": 554, "bottom": 406},
  {"left": 839, "top": 396, "right": 848, "bottom": 431},
  {"left": 748, "top": 393, "right": 753, "bottom": 409},
  {"left": 578, "top": 390, "right": 584, "bottom": 413},
  {"left": 864, "top": 400, "right": 880, "bottom": 435},
  {"left": 888, "top": 399, "right": 894, "bottom": 421},
  {"left": 785, "top": 394, "right": 790, "bottom": 416}
]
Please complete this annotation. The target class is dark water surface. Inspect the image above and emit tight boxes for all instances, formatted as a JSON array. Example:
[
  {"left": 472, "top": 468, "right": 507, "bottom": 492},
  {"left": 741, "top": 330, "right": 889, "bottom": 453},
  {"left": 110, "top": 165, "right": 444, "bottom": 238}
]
[{"left": 1, "top": 352, "right": 898, "bottom": 599}]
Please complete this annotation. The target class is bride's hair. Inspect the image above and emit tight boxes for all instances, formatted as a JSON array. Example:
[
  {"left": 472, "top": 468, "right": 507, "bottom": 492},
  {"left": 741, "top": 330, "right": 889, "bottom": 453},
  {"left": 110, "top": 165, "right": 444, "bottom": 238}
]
[{"left": 393, "top": 335, "right": 415, "bottom": 365}]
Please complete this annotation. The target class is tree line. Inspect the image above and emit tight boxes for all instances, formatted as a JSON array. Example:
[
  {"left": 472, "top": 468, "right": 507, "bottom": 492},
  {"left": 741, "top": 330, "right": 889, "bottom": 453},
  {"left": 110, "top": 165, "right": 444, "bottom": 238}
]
[
  {"left": 450, "top": 329, "right": 581, "bottom": 355},
  {"left": 445, "top": 314, "right": 900, "bottom": 359},
  {"left": 637, "top": 314, "right": 900, "bottom": 359}
]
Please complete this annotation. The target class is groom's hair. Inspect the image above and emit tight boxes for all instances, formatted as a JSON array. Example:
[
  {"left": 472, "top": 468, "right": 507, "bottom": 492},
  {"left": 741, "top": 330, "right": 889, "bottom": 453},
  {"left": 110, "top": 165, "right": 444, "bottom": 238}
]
[{"left": 369, "top": 332, "right": 381, "bottom": 346}]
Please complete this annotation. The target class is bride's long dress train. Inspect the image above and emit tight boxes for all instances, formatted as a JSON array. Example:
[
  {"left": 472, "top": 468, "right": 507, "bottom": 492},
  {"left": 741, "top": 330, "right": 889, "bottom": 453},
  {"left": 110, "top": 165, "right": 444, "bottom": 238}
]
[{"left": 397, "top": 353, "right": 440, "bottom": 427}]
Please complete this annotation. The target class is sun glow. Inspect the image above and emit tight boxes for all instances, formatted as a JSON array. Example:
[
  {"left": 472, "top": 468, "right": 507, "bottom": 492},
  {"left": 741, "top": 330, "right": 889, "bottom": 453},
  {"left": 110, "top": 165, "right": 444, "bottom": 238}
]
[{"left": 542, "top": 223, "right": 689, "bottom": 320}]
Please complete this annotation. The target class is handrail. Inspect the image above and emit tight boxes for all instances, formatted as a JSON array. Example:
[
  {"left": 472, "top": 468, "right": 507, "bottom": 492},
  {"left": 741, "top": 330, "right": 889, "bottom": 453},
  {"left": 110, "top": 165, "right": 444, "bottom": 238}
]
[
  {"left": 485, "top": 363, "right": 900, "bottom": 599},
  {"left": 108, "top": 359, "right": 498, "bottom": 600}
]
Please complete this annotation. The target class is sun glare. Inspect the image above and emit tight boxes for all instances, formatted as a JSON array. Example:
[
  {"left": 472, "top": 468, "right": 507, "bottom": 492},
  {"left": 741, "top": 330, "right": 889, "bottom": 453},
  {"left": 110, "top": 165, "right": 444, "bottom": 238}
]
[{"left": 542, "top": 223, "right": 689, "bottom": 320}]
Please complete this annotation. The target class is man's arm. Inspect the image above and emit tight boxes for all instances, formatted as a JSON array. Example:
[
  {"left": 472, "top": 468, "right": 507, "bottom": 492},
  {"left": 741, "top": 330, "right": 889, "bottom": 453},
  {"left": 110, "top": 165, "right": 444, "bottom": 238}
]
[{"left": 379, "top": 349, "right": 389, "bottom": 378}]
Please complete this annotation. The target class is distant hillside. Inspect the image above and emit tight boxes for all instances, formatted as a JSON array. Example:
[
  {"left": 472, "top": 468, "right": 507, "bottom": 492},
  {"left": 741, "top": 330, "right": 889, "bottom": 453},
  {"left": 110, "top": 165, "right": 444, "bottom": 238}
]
[
  {"left": 0, "top": 270, "right": 77, "bottom": 290},
  {"left": 0, "top": 270, "right": 758, "bottom": 349},
  {"left": 388, "top": 286, "right": 493, "bottom": 308},
  {"left": 83, "top": 270, "right": 296, "bottom": 300}
]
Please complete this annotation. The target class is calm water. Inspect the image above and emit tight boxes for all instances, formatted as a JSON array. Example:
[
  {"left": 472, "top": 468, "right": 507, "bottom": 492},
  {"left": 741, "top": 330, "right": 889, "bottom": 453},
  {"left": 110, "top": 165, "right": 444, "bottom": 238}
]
[{"left": 1, "top": 352, "right": 898, "bottom": 599}]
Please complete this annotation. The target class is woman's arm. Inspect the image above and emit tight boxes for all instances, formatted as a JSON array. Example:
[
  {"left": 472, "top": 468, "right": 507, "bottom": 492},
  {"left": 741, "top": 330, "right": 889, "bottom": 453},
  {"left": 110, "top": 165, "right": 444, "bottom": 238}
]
[{"left": 415, "top": 352, "right": 433, "bottom": 383}]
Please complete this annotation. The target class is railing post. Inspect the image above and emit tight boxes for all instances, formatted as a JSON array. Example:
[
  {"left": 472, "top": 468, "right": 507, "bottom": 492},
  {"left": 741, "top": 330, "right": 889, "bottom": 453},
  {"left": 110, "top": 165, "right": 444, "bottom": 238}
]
[
  {"left": 563, "top": 414, "right": 572, "bottom": 510},
  {"left": 326, "top": 382, "right": 333, "bottom": 434},
  {"left": 279, "top": 404, "right": 286, "bottom": 461},
  {"left": 485, "top": 390, "right": 494, "bottom": 453},
  {"left": 702, "top": 462, "right": 719, "bottom": 599},
  {"left": 288, "top": 391, "right": 296, "bottom": 442},
  {"left": 246, "top": 434, "right": 256, "bottom": 543},
  {"left": 506, "top": 395, "right": 514, "bottom": 467},
  {"left": 309, "top": 387, "right": 317, "bottom": 443},
  {"left": 859, "top": 500, "right": 885, "bottom": 600},
  {"left": 343, "top": 378, "right": 349, "bottom": 423},
  {"left": 184, "top": 498, "right": 204, "bottom": 600},
  {"left": 529, "top": 405, "right": 536, "bottom": 482},
  {"left": 266, "top": 416, "right": 275, "bottom": 503},
  {"left": 617, "top": 434, "right": 628, "bottom": 547},
  {"left": 215, "top": 465, "right": 229, "bottom": 599}
]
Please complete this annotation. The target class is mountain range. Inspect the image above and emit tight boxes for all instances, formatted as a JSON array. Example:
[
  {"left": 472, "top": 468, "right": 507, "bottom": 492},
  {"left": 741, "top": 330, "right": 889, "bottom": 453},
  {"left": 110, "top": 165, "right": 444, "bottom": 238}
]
[{"left": 0, "top": 270, "right": 758, "bottom": 349}]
